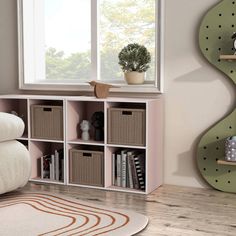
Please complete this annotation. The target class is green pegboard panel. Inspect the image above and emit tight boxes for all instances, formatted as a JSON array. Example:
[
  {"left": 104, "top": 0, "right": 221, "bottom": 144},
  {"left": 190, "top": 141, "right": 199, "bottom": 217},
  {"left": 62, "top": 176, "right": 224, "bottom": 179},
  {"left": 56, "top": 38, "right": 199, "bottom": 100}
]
[{"left": 198, "top": 0, "right": 236, "bottom": 193}]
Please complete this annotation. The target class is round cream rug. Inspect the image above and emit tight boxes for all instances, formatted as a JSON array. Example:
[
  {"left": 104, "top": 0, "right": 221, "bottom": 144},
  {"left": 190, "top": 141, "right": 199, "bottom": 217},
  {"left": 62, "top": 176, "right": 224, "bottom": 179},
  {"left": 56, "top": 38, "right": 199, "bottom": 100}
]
[{"left": 0, "top": 192, "right": 148, "bottom": 236}]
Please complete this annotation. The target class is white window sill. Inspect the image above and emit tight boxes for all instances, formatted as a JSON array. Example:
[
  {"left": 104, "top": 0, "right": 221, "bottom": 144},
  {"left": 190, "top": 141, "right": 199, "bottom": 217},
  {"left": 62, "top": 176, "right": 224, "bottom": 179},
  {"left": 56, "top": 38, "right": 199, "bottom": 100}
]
[{"left": 19, "top": 80, "right": 163, "bottom": 94}]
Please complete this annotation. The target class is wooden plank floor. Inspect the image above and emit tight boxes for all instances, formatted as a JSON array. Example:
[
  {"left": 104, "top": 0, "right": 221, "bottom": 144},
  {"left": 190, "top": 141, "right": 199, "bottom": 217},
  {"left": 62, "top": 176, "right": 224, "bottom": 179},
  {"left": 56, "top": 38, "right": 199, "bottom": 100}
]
[{"left": 22, "top": 183, "right": 236, "bottom": 235}]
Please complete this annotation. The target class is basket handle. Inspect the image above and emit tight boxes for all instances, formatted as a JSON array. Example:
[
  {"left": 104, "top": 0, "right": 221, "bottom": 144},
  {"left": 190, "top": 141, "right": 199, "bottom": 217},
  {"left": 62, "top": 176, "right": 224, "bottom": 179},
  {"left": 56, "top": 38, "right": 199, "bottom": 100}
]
[
  {"left": 122, "top": 111, "right": 132, "bottom": 115},
  {"left": 43, "top": 108, "right": 52, "bottom": 112},
  {"left": 83, "top": 153, "right": 92, "bottom": 157}
]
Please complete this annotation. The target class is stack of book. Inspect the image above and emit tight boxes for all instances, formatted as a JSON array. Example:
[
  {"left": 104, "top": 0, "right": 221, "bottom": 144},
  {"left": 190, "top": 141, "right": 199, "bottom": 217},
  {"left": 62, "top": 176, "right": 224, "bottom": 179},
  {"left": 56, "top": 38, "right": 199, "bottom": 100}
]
[
  {"left": 112, "top": 149, "right": 145, "bottom": 191},
  {"left": 41, "top": 149, "right": 64, "bottom": 182}
]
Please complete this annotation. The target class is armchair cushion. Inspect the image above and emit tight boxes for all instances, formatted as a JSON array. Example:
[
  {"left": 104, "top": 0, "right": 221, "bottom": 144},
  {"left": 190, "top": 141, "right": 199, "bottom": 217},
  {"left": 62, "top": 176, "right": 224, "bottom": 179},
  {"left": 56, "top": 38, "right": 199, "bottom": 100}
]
[
  {"left": 0, "top": 112, "right": 24, "bottom": 142},
  {"left": 0, "top": 140, "right": 31, "bottom": 194}
]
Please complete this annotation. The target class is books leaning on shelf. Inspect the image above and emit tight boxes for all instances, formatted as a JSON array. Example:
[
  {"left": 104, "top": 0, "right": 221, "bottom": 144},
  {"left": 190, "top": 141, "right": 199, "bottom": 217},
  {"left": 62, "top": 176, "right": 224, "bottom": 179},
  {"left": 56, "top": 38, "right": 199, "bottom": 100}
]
[
  {"left": 112, "top": 149, "right": 145, "bottom": 191},
  {"left": 40, "top": 149, "right": 64, "bottom": 182}
]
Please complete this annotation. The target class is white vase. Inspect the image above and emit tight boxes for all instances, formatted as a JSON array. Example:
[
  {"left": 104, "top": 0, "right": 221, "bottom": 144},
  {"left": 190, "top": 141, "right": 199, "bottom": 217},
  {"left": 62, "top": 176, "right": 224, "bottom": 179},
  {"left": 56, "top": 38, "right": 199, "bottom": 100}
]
[{"left": 124, "top": 72, "right": 145, "bottom": 85}]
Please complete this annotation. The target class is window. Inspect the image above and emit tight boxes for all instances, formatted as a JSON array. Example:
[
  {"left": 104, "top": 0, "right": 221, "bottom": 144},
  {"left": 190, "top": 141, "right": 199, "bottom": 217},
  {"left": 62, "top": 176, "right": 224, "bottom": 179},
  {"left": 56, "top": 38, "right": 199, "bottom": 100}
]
[{"left": 18, "top": 0, "right": 164, "bottom": 93}]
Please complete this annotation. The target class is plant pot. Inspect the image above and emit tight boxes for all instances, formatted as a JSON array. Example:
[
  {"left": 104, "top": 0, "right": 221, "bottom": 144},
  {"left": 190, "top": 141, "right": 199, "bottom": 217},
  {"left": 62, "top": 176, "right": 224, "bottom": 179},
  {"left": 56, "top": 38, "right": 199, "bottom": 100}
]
[{"left": 124, "top": 72, "right": 144, "bottom": 85}]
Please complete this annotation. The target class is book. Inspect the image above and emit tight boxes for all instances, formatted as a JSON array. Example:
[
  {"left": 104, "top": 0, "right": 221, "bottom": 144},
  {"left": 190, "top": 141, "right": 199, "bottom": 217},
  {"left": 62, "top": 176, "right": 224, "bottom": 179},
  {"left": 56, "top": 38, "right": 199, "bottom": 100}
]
[
  {"left": 127, "top": 150, "right": 141, "bottom": 188},
  {"left": 49, "top": 163, "right": 53, "bottom": 180},
  {"left": 116, "top": 152, "right": 122, "bottom": 187},
  {"left": 55, "top": 150, "right": 60, "bottom": 181},
  {"left": 127, "top": 155, "right": 134, "bottom": 189},
  {"left": 121, "top": 150, "right": 128, "bottom": 188},
  {"left": 133, "top": 153, "right": 145, "bottom": 190},
  {"left": 129, "top": 154, "right": 139, "bottom": 189},
  {"left": 50, "top": 154, "right": 55, "bottom": 180},
  {"left": 112, "top": 153, "right": 117, "bottom": 186}
]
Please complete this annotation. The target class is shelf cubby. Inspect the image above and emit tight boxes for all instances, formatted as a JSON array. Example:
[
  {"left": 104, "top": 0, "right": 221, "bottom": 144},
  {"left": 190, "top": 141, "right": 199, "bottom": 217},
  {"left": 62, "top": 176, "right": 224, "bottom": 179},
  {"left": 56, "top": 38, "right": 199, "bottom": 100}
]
[
  {"left": 29, "top": 141, "right": 64, "bottom": 183},
  {"left": 106, "top": 147, "right": 146, "bottom": 193},
  {"left": 66, "top": 100, "right": 104, "bottom": 144},
  {"left": 17, "top": 139, "right": 29, "bottom": 150},
  {"left": 107, "top": 103, "right": 146, "bottom": 147},
  {"left": 29, "top": 99, "right": 64, "bottom": 141},
  {"left": 0, "top": 98, "right": 28, "bottom": 137},
  {"left": 67, "top": 144, "right": 104, "bottom": 187}
]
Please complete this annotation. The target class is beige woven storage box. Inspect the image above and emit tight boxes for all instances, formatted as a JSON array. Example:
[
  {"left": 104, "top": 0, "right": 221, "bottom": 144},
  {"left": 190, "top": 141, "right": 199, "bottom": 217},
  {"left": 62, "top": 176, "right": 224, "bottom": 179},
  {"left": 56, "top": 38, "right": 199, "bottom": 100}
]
[
  {"left": 31, "top": 105, "right": 63, "bottom": 140},
  {"left": 108, "top": 108, "right": 146, "bottom": 146},
  {"left": 69, "top": 149, "right": 104, "bottom": 187}
]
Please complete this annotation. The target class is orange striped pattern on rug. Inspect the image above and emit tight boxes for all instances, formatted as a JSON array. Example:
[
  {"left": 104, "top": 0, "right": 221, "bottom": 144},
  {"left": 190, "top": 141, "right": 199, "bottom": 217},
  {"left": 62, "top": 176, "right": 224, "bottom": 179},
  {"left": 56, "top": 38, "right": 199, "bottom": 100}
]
[{"left": 0, "top": 192, "right": 148, "bottom": 236}]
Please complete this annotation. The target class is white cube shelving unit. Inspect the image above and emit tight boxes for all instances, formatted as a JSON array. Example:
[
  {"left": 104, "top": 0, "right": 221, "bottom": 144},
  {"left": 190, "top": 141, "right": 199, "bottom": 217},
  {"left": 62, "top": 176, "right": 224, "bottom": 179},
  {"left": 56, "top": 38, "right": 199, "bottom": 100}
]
[{"left": 0, "top": 95, "right": 163, "bottom": 194}]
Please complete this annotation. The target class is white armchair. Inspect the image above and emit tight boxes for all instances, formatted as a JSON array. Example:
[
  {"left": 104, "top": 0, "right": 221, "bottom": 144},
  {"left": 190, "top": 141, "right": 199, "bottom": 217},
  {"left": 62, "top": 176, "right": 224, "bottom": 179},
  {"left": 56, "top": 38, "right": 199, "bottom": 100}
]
[{"left": 0, "top": 112, "right": 31, "bottom": 194}]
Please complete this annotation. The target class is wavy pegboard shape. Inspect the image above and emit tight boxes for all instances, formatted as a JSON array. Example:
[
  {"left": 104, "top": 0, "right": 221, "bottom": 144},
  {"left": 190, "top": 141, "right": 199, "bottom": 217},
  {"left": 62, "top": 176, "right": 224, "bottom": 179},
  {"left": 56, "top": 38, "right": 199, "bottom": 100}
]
[{"left": 198, "top": 0, "right": 236, "bottom": 193}]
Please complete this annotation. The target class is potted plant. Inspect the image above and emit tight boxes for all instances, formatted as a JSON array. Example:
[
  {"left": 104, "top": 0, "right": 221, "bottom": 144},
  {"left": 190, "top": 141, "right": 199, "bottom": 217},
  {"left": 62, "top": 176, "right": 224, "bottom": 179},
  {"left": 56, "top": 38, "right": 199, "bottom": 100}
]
[{"left": 118, "top": 43, "right": 151, "bottom": 85}]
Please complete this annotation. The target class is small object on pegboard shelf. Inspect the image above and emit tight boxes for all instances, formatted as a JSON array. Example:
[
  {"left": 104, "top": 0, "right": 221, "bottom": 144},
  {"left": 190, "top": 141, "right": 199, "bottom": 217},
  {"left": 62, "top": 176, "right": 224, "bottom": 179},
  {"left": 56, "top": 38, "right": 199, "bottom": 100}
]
[
  {"left": 219, "top": 33, "right": 236, "bottom": 60},
  {"left": 232, "top": 32, "right": 236, "bottom": 54},
  {"left": 225, "top": 136, "right": 236, "bottom": 162}
]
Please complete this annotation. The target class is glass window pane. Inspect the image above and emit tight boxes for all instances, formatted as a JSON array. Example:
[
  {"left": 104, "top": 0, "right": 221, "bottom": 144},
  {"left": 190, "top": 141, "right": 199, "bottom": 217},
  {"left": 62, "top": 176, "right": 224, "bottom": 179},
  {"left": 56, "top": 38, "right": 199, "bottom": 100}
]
[
  {"left": 45, "top": 0, "right": 91, "bottom": 81},
  {"left": 99, "top": 0, "right": 156, "bottom": 82}
]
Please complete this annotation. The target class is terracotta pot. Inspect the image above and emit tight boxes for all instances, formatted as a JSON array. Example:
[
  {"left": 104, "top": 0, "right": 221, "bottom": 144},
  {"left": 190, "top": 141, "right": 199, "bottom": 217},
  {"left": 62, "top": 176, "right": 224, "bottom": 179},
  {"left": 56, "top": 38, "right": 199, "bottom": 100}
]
[{"left": 124, "top": 72, "right": 144, "bottom": 85}]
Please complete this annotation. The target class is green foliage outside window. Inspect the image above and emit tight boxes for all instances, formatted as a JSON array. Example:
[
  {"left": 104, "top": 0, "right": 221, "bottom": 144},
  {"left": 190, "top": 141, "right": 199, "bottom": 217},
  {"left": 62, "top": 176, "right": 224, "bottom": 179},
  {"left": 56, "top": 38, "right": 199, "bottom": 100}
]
[
  {"left": 46, "top": 0, "right": 156, "bottom": 81},
  {"left": 46, "top": 48, "right": 90, "bottom": 80}
]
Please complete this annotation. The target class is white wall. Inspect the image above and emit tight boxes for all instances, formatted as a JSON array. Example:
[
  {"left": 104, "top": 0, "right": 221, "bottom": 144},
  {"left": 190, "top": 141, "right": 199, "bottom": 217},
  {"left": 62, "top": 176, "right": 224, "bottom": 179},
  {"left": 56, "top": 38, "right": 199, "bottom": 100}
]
[
  {"left": 0, "top": 0, "right": 235, "bottom": 188},
  {"left": 164, "top": 0, "right": 235, "bottom": 188}
]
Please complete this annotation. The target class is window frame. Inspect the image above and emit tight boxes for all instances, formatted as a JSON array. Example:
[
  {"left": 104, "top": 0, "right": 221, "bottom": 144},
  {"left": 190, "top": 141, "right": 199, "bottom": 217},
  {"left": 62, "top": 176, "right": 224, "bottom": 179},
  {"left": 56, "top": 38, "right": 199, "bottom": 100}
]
[{"left": 17, "top": 0, "right": 164, "bottom": 94}]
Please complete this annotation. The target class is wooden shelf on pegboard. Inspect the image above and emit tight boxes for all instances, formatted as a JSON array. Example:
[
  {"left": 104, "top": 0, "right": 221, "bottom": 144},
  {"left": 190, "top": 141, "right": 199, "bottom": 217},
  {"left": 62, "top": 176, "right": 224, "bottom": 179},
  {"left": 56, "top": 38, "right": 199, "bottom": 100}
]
[
  {"left": 219, "top": 55, "right": 236, "bottom": 60},
  {"left": 217, "top": 160, "right": 236, "bottom": 166}
]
